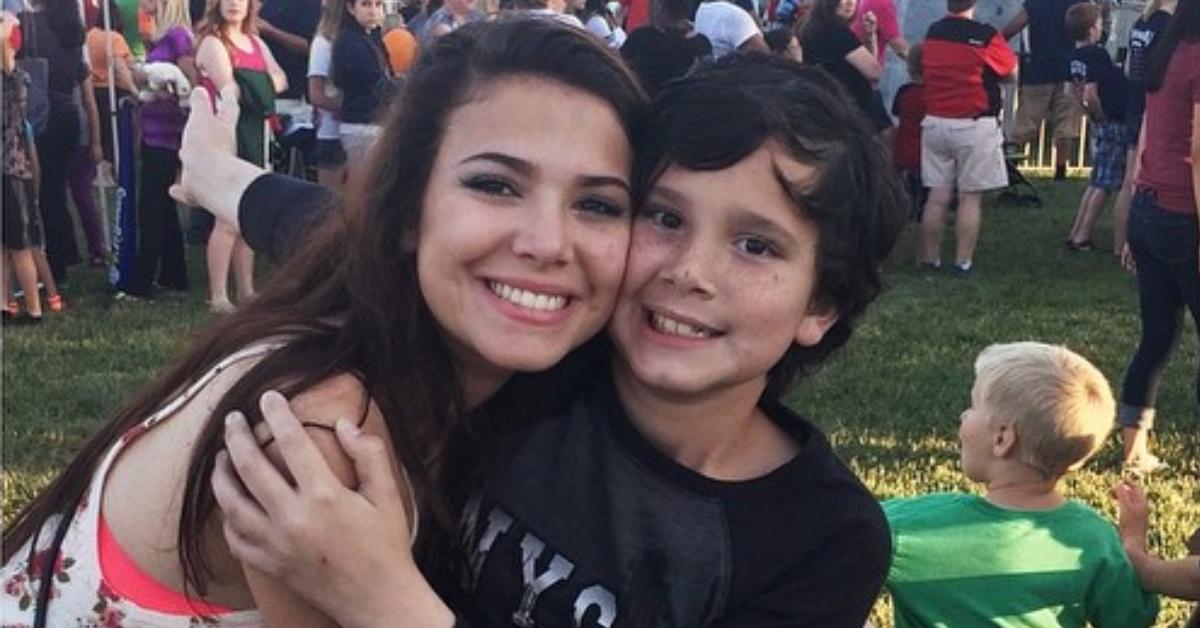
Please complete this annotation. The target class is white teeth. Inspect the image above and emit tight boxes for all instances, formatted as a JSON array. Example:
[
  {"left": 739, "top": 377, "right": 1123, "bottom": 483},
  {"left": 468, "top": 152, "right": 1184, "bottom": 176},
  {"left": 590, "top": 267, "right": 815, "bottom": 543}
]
[
  {"left": 650, "top": 312, "right": 714, "bottom": 338},
  {"left": 489, "top": 281, "right": 568, "bottom": 312}
]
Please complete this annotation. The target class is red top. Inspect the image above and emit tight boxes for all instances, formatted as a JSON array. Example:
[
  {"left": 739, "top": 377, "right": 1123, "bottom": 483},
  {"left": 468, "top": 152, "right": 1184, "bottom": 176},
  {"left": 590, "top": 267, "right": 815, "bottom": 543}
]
[
  {"left": 892, "top": 82, "right": 925, "bottom": 171},
  {"left": 200, "top": 35, "right": 269, "bottom": 111},
  {"left": 1137, "top": 39, "right": 1200, "bottom": 214},
  {"left": 850, "top": 0, "right": 900, "bottom": 66},
  {"left": 922, "top": 15, "right": 1016, "bottom": 118},
  {"left": 622, "top": 0, "right": 651, "bottom": 33}
]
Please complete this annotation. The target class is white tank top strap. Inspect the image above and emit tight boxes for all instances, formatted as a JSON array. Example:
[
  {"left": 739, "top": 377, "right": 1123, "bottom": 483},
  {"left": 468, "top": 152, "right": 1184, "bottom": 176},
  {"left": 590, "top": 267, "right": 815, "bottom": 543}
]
[{"left": 133, "top": 341, "right": 288, "bottom": 436}]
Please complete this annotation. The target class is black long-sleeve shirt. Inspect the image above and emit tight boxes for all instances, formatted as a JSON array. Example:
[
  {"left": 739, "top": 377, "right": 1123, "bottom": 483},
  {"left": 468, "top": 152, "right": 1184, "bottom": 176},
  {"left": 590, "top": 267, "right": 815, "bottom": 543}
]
[{"left": 331, "top": 24, "right": 396, "bottom": 124}]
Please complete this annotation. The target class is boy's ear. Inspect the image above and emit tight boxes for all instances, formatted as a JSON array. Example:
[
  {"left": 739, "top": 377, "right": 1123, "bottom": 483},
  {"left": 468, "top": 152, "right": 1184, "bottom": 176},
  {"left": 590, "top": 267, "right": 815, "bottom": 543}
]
[
  {"left": 992, "top": 422, "right": 1018, "bottom": 458},
  {"left": 795, "top": 303, "right": 839, "bottom": 348}
]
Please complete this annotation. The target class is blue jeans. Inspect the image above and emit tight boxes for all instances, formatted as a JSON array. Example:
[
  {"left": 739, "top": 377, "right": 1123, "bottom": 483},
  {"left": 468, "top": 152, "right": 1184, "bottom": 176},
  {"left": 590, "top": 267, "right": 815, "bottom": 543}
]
[{"left": 1119, "top": 189, "right": 1200, "bottom": 429}]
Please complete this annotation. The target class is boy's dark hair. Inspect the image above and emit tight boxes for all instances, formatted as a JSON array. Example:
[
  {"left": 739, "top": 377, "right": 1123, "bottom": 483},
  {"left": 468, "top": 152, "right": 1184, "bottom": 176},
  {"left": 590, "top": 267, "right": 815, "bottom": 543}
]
[
  {"left": 947, "top": 0, "right": 976, "bottom": 14},
  {"left": 1064, "top": 2, "right": 1099, "bottom": 43},
  {"left": 636, "top": 54, "right": 907, "bottom": 398}
]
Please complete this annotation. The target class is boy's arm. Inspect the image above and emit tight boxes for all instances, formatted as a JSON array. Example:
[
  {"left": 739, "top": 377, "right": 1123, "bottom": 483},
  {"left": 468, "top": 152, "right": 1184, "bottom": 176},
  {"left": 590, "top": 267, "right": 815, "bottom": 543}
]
[
  {"left": 1001, "top": 7, "right": 1028, "bottom": 40},
  {"left": 1081, "top": 82, "right": 1107, "bottom": 123},
  {"left": 169, "top": 85, "right": 335, "bottom": 262}
]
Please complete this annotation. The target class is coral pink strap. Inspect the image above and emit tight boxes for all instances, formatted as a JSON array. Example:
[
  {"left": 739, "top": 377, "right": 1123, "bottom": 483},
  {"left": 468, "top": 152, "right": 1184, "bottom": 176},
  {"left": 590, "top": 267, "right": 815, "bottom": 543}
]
[{"left": 97, "top": 513, "right": 235, "bottom": 616}]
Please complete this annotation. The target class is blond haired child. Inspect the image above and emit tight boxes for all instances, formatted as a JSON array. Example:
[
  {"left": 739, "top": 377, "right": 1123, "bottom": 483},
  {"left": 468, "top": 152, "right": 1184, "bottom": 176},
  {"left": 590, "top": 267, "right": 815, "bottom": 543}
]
[{"left": 883, "top": 342, "right": 1159, "bottom": 627}]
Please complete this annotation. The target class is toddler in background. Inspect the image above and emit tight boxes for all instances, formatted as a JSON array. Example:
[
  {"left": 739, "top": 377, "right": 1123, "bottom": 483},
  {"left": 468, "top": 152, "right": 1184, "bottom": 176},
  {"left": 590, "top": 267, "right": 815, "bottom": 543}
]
[{"left": 891, "top": 41, "right": 924, "bottom": 220}]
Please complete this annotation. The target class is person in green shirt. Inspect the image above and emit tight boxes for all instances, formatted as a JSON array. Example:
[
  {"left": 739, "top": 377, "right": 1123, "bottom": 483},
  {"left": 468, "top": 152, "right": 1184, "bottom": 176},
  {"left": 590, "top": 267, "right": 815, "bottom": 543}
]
[
  {"left": 117, "top": 0, "right": 144, "bottom": 58},
  {"left": 882, "top": 341, "right": 1159, "bottom": 628}
]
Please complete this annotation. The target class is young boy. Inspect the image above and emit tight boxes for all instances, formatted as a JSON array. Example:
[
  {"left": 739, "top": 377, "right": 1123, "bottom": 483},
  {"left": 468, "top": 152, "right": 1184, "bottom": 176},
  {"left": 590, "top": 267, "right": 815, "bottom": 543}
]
[
  {"left": 190, "top": 53, "right": 912, "bottom": 625},
  {"left": 917, "top": 0, "right": 1017, "bottom": 274},
  {"left": 892, "top": 41, "right": 925, "bottom": 221},
  {"left": 1064, "top": 1, "right": 1129, "bottom": 252},
  {"left": 884, "top": 342, "right": 1159, "bottom": 627}
]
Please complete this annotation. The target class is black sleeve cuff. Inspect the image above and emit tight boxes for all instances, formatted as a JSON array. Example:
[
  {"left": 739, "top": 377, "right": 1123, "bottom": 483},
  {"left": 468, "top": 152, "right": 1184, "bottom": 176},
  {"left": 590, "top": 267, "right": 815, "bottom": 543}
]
[{"left": 238, "top": 173, "right": 338, "bottom": 263}]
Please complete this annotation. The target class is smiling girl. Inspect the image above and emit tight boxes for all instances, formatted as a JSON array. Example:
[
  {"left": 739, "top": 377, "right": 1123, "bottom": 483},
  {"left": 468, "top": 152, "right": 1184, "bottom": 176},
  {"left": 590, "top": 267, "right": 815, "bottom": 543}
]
[{"left": 1, "top": 20, "right": 645, "bottom": 627}]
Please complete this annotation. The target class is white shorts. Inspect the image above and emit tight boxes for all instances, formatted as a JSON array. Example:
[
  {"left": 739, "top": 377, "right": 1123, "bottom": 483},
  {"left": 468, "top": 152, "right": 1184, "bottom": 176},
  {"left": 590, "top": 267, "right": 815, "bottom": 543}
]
[{"left": 921, "top": 116, "right": 1008, "bottom": 192}]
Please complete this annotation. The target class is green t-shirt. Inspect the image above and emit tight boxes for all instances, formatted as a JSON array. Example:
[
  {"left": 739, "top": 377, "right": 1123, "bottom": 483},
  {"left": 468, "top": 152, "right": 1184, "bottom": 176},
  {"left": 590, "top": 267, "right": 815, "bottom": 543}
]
[
  {"left": 116, "top": 0, "right": 145, "bottom": 59},
  {"left": 883, "top": 493, "right": 1159, "bottom": 628}
]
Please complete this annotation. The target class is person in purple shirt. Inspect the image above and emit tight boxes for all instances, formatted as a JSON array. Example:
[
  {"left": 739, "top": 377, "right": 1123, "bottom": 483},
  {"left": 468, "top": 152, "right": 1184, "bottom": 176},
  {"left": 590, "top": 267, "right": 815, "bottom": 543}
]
[{"left": 120, "top": 0, "right": 197, "bottom": 299}]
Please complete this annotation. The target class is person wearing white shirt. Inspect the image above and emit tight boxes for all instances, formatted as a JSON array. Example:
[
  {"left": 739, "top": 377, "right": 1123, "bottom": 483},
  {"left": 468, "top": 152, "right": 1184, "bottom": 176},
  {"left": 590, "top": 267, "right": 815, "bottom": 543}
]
[{"left": 694, "top": 0, "right": 766, "bottom": 58}]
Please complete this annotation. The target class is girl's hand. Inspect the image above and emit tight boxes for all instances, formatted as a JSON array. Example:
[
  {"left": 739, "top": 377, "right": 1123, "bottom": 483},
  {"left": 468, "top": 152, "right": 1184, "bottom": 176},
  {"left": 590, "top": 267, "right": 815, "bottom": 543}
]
[
  {"left": 212, "top": 392, "right": 454, "bottom": 628},
  {"left": 1120, "top": 242, "right": 1136, "bottom": 274},
  {"left": 863, "top": 10, "right": 877, "bottom": 35}
]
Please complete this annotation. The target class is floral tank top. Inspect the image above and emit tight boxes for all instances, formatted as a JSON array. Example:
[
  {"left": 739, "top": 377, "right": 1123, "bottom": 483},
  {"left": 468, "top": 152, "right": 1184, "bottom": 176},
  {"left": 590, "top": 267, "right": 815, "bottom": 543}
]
[{"left": 0, "top": 344, "right": 281, "bottom": 628}]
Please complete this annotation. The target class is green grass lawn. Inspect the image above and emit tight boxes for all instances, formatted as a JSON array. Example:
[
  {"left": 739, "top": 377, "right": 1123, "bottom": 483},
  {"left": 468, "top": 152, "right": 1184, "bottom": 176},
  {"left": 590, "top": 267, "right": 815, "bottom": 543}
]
[{"left": 3, "top": 178, "right": 1198, "bottom": 625}]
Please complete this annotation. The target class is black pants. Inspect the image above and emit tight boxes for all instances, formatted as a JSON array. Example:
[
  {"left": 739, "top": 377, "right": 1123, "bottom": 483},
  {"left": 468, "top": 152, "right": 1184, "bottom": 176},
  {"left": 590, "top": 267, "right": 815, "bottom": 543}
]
[
  {"left": 1119, "top": 189, "right": 1200, "bottom": 428},
  {"left": 35, "top": 107, "right": 82, "bottom": 283},
  {"left": 126, "top": 145, "right": 188, "bottom": 295}
]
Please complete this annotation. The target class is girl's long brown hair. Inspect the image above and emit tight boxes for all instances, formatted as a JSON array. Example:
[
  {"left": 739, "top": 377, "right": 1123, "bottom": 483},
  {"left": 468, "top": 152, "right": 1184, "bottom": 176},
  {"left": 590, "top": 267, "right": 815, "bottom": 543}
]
[
  {"left": 195, "top": 0, "right": 260, "bottom": 42},
  {"left": 3, "top": 18, "right": 646, "bottom": 600}
]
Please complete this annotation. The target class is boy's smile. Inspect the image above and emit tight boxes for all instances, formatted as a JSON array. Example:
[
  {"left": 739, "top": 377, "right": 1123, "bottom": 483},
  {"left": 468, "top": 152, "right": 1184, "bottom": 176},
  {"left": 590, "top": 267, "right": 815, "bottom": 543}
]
[{"left": 609, "top": 144, "right": 838, "bottom": 400}]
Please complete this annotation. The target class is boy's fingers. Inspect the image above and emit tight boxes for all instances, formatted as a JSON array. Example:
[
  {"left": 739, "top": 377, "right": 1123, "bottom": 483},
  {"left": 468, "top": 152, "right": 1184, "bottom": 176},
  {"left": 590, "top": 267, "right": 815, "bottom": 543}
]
[
  {"left": 223, "top": 410, "right": 295, "bottom": 513},
  {"left": 335, "top": 420, "right": 405, "bottom": 513},
  {"left": 257, "top": 391, "right": 340, "bottom": 491},
  {"left": 217, "top": 84, "right": 241, "bottom": 126}
]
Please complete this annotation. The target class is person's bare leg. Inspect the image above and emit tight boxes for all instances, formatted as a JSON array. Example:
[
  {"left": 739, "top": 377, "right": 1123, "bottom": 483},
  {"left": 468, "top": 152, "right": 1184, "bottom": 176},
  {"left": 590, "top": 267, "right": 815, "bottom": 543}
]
[
  {"left": 1074, "top": 187, "right": 1109, "bottom": 246},
  {"left": 1055, "top": 137, "right": 1073, "bottom": 176},
  {"left": 1122, "top": 426, "right": 1151, "bottom": 464},
  {"left": 11, "top": 249, "right": 43, "bottom": 316},
  {"left": 920, "top": 186, "right": 953, "bottom": 265},
  {"left": 954, "top": 191, "right": 983, "bottom": 266},
  {"left": 1112, "top": 147, "right": 1138, "bottom": 256},
  {"left": 33, "top": 248, "right": 59, "bottom": 300},
  {"left": 1068, "top": 187, "right": 1100, "bottom": 244},
  {"left": 232, "top": 237, "right": 255, "bottom": 303},
  {"left": 207, "top": 220, "right": 237, "bottom": 309},
  {"left": 2, "top": 250, "right": 13, "bottom": 313}
]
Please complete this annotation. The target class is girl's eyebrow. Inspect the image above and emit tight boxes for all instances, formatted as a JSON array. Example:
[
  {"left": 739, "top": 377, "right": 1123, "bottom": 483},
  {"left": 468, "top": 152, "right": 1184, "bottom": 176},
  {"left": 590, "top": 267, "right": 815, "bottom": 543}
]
[
  {"left": 458, "top": 151, "right": 534, "bottom": 175},
  {"left": 459, "top": 152, "right": 631, "bottom": 194}
]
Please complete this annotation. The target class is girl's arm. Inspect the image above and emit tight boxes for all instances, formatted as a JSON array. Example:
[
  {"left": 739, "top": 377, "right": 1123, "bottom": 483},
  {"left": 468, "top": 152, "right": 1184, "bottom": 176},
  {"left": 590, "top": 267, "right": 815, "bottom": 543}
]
[
  {"left": 215, "top": 392, "right": 456, "bottom": 628},
  {"left": 307, "top": 76, "right": 342, "bottom": 114},
  {"left": 846, "top": 45, "right": 883, "bottom": 82},
  {"left": 256, "top": 35, "right": 289, "bottom": 94},
  {"left": 80, "top": 76, "right": 103, "bottom": 163},
  {"left": 197, "top": 36, "right": 238, "bottom": 96}
]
